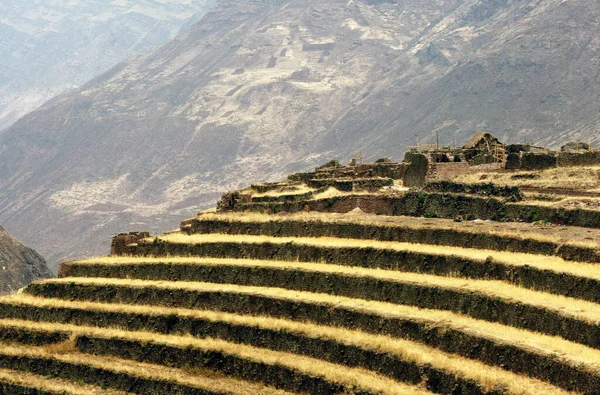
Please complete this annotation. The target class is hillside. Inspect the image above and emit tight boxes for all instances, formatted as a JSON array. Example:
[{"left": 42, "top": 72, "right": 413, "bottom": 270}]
[
  {"left": 3, "top": 189, "right": 600, "bottom": 392},
  {"left": 1, "top": 0, "right": 600, "bottom": 270},
  {"left": 4, "top": 156, "right": 600, "bottom": 392},
  {"left": 0, "top": 0, "right": 214, "bottom": 131},
  {"left": 0, "top": 226, "right": 52, "bottom": 296}
]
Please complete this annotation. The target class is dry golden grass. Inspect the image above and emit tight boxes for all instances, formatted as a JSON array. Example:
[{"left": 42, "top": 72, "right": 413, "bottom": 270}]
[
  {"left": 143, "top": 232, "right": 600, "bottom": 282},
  {"left": 251, "top": 185, "right": 315, "bottom": 198},
  {"left": 0, "top": 367, "right": 131, "bottom": 394},
  {"left": 0, "top": 321, "right": 431, "bottom": 395},
  {"left": 49, "top": 256, "right": 600, "bottom": 325},
  {"left": 0, "top": 340, "right": 292, "bottom": 395},
  {"left": 195, "top": 211, "right": 600, "bottom": 248},
  {"left": 455, "top": 166, "right": 600, "bottom": 190},
  {"left": 310, "top": 187, "right": 371, "bottom": 200},
  {"left": 517, "top": 197, "right": 600, "bottom": 211},
  {"left": 0, "top": 312, "right": 572, "bottom": 395},
  {"left": 17, "top": 279, "right": 600, "bottom": 374}
]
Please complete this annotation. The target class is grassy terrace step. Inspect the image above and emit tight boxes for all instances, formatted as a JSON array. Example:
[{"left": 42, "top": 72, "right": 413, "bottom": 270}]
[
  {"left": 0, "top": 368, "right": 131, "bottom": 395},
  {"left": 0, "top": 319, "right": 69, "bottom": 345},
  {"left": 226, "top": 191, "right": 600, "bottom": 229},
  {"left": 250, "top": 188, "right": 326, "bottom": 203},
  {"left": 0, "top": 313, "right": 569, "bottom": 395},
  {"left": 119, "top": 234, "right": 600, "bottom": 303},
  {"left": 0, "top": 320, "right": 429, "bottom": 395},
  {"left": 0, "top": 342, "right": 290, "bottom": 395},
  {"left": 26, "top": 273, "right": 600, "bottom": 350},
  {"left": 13, "top": 282, "right": 600, "bottom": 393},
  {"left": 181, "top": 213, "right": 600, "bottom": 263}
]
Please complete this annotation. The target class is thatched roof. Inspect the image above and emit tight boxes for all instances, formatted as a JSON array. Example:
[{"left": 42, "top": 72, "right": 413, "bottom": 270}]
[{"left": 463, "top": 132, "right": 501, "bottom": 150}]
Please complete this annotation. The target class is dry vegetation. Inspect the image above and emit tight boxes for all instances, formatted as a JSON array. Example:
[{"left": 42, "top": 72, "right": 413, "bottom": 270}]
[
  {"left": 19, "top": 280, "right": 600, "bottom": 373},
  {"left": 0, "top": 339, "right": 293, "bottom": 395},
  {"left": 47, "top": 257, "right": 600, "bottom": 323},
  {"left": 10, "top": 167, "right": 600, "bottom": 393},
  {"left": 251, "top": 185, "right": 315, "bottom": 198},
  {"left": 455, "top": 166, "right": 600, "bottom": 190},
  {"left": 144, "top": 233, "right": 600, "bottom": 282},
  {"left": 519, "top": 196, "right": 600, "bottom": 211},
  {"left": 0, "top": 367, "right": 131, "bottom": 394},
  {"left": 310, "top": 187, "right": 372, "bottom": 200},
  {"left": 16, "top": 278, "right": 600, "bottom": 372},
  {"left": 194, "top": 211, "right": 600, "bottom": 249},
  {"left": 0, "top": 319, "right": 431, "bottom": 395},
  {"left": 0, "top": 307, "right": 575, "bottom": 394}
]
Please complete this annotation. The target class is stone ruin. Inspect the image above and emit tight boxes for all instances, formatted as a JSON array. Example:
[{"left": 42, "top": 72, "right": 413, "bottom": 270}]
[
  {"left": 277, "top": 133, "right": 510, "bottom": 191},
  {"left": 226, "top": 133, "right": 600, "bottom": 201},
  {"left": 111, "top": 231, "right": 150, "bottom": 256},
  {"left": 407, "top": 133, "right": 600, "bottom": 181},
  {"left": 507, "top": 141, "right": 600, "bottom": 170},
  {"left": 410, "top": 132, "right": 506, "bottom": 166},
  {"left": 402, "top": 132, "right": 508, "bottom": 187},
  {"left": 288, "top": 157, "right": 407, "bottom": 186}
]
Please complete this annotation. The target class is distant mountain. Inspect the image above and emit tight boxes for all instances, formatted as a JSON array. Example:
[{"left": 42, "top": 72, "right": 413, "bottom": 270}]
[
  {"left": 1, "top": 0, "right": 599, "bottom": 271},
  {"left": 0, "top": 225, "right": 52, "bottom": 295},
  {"left": 0, "top": 0, "right": 215, "bottom": 131}
]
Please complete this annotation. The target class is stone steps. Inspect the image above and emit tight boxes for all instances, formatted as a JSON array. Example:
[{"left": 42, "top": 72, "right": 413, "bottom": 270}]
[
  {"left": 6, "top": 209, "right": 600, "bottom": 392},
  {"left": 115, "top": 233, "right": 600, "bottom": 304},
  {"left": 53, "top": 259, "right": 600, "bottom": 349},
  {"left": 0, "top": 367, "right": 131, "bottom": 395},
  {"left": 0, "top": 341, "right": 291, "bottom": 395},
  {"left": 11, "top": 279, "right": 600, "bottom": 393},
  {"left": 0, "top": 318, "right": 430, "bottom": 395},
  {"left": 0, "top": 306, "right": 570, "bottom": 394},
  {"left": 179, "top": 213, "right": 600, "bottom": 263},
  {"left": 216, "top": 190, "right": 600, "bottom": 229}
]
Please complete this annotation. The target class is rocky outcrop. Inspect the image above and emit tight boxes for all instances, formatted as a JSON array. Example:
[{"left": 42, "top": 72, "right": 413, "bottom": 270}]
[{"left": 0, "top": 226, "right": 52, "bottom": 295}]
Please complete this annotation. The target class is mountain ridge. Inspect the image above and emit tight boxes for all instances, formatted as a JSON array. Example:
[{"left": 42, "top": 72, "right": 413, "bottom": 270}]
[{"left": 0, "top": 0, "right": 215, "bottom": 131}]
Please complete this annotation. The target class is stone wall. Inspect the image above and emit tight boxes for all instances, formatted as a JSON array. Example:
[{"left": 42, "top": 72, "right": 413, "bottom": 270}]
[
  {"left": 233, "top": 192, "right": 600, "bottom": 229},
  {"left": 557, "top": 151, "right": 600, "bottom": 167},
  {"left": 288, "top": 162, "right": 406, "bottom": 184},
  {"left": 429, "top": 162, "right": 503, "bottom": 182},
  {"left": 520, "top": 153, "right": 557, "bottom": 170},
  {"left": 505, "top": 153, "right": 522, "bottom": 170},
  {"left": 429, "top": 162, "right": 469, "bottom": 181},
  {"left": 307, "top": 178, "right": 393, "bottom": 192},
  {"left": 509, "top": 150, "right": 600, "bottom": 170},
  {"left": 424, "top": 181, "right": 522, "bottom": 201},
  {"left": 110, "top": 232, "right": 150, "bottom": 256},
  {"left": 403, "top": 153, "right": 429, "bottom": 187}
]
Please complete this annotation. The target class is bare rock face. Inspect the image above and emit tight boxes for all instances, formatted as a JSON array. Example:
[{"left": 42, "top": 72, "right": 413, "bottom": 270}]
[
  {"left": 1, "top": 0, "right": 599, "bottom": 271},
  {"left": 0, "top": 226, "right": 53, "bottom": 295}
]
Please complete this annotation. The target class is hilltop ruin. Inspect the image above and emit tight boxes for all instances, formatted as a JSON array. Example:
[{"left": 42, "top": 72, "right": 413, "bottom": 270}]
[
  {"left": 5, "top": 132, "right": 600, "bottom": 394},
  {"left": 285, "top": 132, "right": 600, "bottom": 189}
]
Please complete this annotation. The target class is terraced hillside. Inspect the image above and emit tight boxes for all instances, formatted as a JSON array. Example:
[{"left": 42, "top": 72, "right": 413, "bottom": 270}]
[
  {"left": 4, "top": 208, "right": 600, "bottom": 393},
  {"left": 214, "top": 168, "right": 600, "bottom": 233}
]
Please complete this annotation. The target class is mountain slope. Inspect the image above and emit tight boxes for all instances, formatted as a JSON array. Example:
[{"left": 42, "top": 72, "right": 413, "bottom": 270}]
[
  {"left": 0, "top": 0, "right": 215, "bottom": 131},
  {"left": 0, "top": 226, "right": 52, "bottom": 295},
  {"left": 1, "top": 0, "right": 599, "bottom": 270}
]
